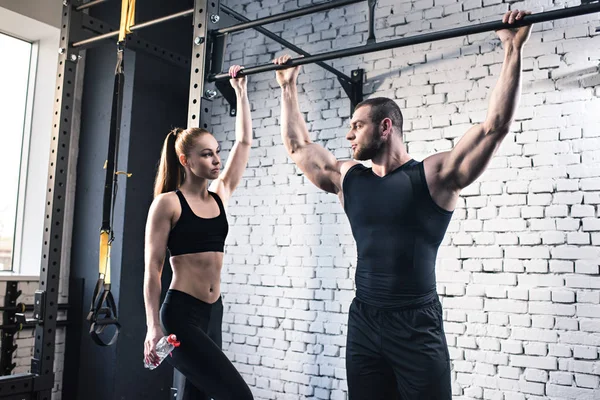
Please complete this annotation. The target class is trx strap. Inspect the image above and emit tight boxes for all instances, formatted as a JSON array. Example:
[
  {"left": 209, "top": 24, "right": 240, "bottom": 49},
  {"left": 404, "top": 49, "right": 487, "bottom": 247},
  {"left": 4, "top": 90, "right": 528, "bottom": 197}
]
[
  {"left": 118, "top": 0, "right": 136, "bottom": 43},
  {"left": 87, "top": 0, "right": 135, "bottom": 347}
]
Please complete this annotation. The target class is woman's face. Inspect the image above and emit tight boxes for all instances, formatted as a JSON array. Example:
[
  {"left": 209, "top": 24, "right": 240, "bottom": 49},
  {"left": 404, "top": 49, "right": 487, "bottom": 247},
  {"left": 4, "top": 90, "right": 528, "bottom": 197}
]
[{"left": 180, "top": 133, "right": 221, "bottom": 180}]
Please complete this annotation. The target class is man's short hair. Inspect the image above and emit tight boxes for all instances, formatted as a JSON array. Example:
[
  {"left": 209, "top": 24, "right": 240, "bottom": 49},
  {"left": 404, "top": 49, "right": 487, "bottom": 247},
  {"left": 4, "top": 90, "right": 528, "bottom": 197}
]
[{"left": 355, "top": 97, "right": 403, "bottom": 131}]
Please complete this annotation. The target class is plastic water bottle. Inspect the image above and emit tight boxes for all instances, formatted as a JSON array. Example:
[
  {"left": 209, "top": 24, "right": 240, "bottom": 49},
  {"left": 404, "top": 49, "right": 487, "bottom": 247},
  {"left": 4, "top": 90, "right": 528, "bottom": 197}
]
[{"left": 145, "top": 334, "right": 180, "bottom": 370}]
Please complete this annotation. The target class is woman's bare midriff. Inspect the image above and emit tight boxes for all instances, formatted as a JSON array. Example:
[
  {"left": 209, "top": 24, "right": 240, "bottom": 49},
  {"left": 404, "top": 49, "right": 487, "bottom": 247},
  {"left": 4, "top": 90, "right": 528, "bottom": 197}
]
[{"left": 169, "top": 252, "right": 223, "bottom": 304}]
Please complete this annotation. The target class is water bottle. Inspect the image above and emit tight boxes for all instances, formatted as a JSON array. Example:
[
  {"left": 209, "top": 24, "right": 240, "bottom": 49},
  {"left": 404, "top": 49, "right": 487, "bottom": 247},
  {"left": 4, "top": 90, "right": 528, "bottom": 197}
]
[{"left": 145, "top": 334, "right": 180, "bottom": 370}]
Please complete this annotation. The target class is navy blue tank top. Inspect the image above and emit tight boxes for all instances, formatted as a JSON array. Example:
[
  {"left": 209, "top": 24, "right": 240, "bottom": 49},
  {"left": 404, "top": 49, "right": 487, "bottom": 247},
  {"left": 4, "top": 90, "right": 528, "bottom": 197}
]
[
  {"left": 167, "top": 190, "right": 228, "bottom": 256},
  {"left": 342, "top": 160, "right": 453, "bottom": 308}
]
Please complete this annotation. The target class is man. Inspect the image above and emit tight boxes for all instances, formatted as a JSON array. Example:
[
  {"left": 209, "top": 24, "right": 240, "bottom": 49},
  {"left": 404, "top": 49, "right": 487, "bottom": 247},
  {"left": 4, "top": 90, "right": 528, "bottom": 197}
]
[{"left": 273, "top": 9, "right": 532, "bottom": 399}]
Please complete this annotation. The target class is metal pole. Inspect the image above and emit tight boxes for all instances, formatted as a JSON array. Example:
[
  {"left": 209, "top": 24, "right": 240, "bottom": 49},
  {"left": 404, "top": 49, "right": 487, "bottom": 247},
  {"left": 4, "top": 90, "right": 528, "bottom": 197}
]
[
  {"left": 130, "top": 8, "right": 194, "bottom": 31},
  {"left": 215, "top": 0, "right": 364, "bottom": 35},
  {"left": 76, "top": 0, "right": 109, "bottom": 11},
  {"left": 72, "top": 31, "right": 117, "bottom": 47},
  {"left": 72, "top": 8, "right": 193, "bottom": 47},
  {"left": 220, "top": 5, "right": 351, "bottom": 82},
  {"left": 0, "top": 320, "right": 69, "bottom": 332},
  {"left": 211, "top": 2, "right": 600, "bottom": 81}
]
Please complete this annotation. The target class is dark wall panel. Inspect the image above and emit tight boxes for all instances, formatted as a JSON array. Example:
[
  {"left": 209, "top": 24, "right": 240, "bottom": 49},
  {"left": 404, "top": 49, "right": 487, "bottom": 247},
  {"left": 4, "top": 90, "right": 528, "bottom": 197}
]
[{"left": 66, "top": 0, "right": 191, "bottom": 397}]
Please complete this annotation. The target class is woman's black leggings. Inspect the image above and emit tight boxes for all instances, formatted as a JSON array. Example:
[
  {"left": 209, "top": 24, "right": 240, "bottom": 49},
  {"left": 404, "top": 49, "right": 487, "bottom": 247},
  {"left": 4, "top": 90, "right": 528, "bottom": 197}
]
[{"left": 160, "top": 289, "right": 254, "bottom": 400}]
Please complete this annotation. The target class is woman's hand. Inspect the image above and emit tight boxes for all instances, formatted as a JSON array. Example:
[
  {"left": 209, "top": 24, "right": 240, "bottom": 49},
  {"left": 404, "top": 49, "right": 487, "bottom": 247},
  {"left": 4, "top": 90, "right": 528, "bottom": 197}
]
[
  {"left": 229, "top": 65, "right": 247, "bottom": 93},
  {"left": 144, "top": 324, "right": 164, "bottom": 367}
]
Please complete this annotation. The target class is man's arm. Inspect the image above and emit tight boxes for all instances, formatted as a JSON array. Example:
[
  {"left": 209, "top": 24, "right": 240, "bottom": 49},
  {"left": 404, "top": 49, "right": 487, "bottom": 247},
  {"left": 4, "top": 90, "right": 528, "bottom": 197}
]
[
  {"left": 275, "top": 55, "right": 355, "bottom": 195},
  {"left": 432, "top": 10, "right": 532, "bottom": 191}
]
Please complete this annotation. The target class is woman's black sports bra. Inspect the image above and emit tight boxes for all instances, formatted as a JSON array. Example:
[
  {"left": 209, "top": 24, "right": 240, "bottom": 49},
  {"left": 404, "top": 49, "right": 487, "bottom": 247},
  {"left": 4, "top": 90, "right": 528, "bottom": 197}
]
[{"left": 167, "top": 190, "right": 228, "bottom": 256}]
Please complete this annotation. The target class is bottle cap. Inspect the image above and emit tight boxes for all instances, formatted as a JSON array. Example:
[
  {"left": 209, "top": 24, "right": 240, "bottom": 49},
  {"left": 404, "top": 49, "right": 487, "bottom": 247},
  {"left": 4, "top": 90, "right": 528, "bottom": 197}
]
[{"left": 167, "top": 334, "right": 181, "bottom": 347}]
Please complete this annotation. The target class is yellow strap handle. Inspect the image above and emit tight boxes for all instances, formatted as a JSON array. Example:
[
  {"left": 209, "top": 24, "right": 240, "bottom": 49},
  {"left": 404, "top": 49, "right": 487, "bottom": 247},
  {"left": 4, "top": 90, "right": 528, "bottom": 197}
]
[
  {"left": 118, "top": 0, "right": 136, "bottom": 43},
  {"left": 105, "top": 242, "right": 112, "bottom": 285},
  {"left": 99, "top": 230, "right": 112, "bottom": 285},
  {"left": 99, "top": 230, "right": 109, "bottom": 277}
]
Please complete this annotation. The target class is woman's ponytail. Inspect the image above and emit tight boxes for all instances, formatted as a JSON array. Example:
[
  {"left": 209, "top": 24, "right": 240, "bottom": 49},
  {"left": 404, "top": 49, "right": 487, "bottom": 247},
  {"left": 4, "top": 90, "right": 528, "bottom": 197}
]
[{"left": 153, "top": 128, "right": 183, "bottom": 198}]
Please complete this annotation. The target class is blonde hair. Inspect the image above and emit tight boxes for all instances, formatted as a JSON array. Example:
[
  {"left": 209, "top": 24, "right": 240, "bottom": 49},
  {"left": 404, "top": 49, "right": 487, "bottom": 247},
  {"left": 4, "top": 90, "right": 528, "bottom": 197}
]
[{"left": 153, "top": 127, "right": 210, "bottom": 197}]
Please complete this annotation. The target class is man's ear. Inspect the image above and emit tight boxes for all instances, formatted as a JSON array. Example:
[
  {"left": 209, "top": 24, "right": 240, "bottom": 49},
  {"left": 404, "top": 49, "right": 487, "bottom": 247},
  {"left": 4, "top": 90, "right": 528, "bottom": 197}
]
[{"left": 381, "top": 117, "right": 393, "bottom": 138}]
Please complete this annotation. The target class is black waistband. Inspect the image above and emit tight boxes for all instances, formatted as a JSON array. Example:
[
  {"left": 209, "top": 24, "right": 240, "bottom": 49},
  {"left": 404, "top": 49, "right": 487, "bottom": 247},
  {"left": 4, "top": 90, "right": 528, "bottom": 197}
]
[
  {"left": 355, "top": 289, "right": 439, "bottom": 311},
  {"left": 164, "top": 289, "right": 222, "bottom": 309}
]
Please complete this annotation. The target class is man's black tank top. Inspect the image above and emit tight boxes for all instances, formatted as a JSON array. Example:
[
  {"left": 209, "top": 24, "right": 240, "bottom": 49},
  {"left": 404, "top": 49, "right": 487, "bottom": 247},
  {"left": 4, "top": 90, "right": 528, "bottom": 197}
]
[
  {"left": 342, "top": 160, "right": 453, "bottom": 308},
  {"left": 167, "top": 190, "right": 228, "bottom": 256}
]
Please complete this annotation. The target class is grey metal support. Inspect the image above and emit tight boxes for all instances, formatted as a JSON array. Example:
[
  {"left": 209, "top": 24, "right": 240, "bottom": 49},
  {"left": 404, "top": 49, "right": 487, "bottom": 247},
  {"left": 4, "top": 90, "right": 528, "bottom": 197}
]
[
  {"left": 367, "top": 0, "right": 377, "bottom": 44},
  {"left": 33, "top": 1, "right": 83, "bottom": 398},
  {"left": 340, "top": 69, "right": 364, "bottom": 115},
  {"left": 188, "top": 0, "right": 220, "bottom": 129}
]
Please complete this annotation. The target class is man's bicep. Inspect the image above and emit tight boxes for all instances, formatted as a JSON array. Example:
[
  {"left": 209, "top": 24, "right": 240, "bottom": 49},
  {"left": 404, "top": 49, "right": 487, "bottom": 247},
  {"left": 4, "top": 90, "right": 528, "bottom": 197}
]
[
  {"left": 439, "top": 124, "right": 496, "bottom": 189},
  {"left": 292, "top": 142, "right": 344, "bottom": 194}
]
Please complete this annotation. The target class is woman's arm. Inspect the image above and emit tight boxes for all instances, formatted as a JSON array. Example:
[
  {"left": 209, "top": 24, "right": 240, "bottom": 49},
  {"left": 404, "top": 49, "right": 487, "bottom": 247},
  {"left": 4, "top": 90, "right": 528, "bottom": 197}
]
[
  {"left": 143, "top": 194, "right": 173, "bottom": 365},
  {"left": 210, "top": 65, "right": 253, "bottom": 207}
]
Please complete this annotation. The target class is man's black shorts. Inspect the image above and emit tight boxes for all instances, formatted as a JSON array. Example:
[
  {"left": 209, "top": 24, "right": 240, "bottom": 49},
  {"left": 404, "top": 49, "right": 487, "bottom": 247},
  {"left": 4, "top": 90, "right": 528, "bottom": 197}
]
[{"left": 346, "top": 297, "right": 452, "bottom": 400}]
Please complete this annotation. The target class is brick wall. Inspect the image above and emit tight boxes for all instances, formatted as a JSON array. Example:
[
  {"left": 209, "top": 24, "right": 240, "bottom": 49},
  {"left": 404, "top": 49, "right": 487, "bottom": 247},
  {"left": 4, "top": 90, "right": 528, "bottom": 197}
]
[{"left": 212, "top": 0, "right": 600, "bottom": 398}]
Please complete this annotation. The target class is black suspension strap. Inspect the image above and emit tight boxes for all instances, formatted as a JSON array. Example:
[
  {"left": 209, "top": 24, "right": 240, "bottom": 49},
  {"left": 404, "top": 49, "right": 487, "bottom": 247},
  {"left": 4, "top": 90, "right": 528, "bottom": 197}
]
[{"left": 87, "top": 0, "right": 135, "bottom": 346}]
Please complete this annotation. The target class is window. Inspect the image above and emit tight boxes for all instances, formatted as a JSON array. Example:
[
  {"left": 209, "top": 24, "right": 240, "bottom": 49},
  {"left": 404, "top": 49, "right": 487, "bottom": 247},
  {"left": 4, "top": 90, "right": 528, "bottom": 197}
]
[
  {"left": 0, "top": 33, "right": 33, "bottom": 271},
  {"left": 0, "top": 5, "right": 60, "bottom": 276}
]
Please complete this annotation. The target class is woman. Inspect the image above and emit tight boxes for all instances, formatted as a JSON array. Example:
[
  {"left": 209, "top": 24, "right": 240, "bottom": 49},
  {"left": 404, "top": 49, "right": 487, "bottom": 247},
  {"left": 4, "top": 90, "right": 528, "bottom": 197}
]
[{"left": 143, "top": 65, "right": 254, "bottom": 400}]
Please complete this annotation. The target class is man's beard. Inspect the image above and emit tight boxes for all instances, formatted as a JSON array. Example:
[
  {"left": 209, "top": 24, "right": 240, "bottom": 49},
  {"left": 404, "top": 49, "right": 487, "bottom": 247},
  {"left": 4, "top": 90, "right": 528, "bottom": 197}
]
[{"left": 353, "top": 132, "right": 384, "bottom": 161}]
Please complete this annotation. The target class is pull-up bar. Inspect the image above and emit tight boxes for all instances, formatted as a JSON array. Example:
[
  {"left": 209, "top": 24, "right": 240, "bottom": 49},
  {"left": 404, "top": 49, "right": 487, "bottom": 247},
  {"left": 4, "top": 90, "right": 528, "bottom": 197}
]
[
  {"left": 215, "top": 0, "right": 364, "bottom": 35},
  {"left": 210, "top": 2, "right": 600, "bottom": 82}
]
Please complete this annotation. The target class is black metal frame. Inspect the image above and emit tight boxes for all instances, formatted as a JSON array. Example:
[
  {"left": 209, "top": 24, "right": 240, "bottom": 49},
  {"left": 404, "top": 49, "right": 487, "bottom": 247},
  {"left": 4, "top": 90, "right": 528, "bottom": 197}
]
[{"left": 0, "top": 0, "right": 598, "bottom": 397}]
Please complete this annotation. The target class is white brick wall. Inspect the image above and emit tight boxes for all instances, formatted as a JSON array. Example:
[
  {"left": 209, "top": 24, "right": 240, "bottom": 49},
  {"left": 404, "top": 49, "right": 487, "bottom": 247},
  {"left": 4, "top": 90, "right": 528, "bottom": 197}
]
[{"left": 214, "top": 0, "right": 600, "bottom": 398}]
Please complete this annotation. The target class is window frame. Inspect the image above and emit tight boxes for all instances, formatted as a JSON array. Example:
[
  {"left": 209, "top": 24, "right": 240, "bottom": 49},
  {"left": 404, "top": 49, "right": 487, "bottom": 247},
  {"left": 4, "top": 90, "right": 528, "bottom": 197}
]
[{"left": 0, "top": 6, "right": 61, "bottom": 277}]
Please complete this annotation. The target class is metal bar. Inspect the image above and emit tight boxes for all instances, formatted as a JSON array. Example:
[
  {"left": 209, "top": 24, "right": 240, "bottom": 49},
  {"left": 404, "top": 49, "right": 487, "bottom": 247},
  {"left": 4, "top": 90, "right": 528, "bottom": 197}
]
[
  {"left": 75, "top": 0, "right": 109, "bottom": 11},
  {"left": 366, "top": 0, "right": 377, "bottom": 44},
  {"left": 216, "top": 0, "right": 364, "bottom": 35},
  {"left": 0, "top": 320, "right": 69, "bottom": 332},
  {"left": 130, "top": 8, "right": 193, "bottom": 31},
  {"left": 211, "top": 3, "right": 600, "bottom": 81},
  {"left": 220, "top": 5, "right": 351, "bottom": 82},
  {"left": 0, "top": 304, "right": 70, "bottom": 313},
  {"left": 72, "top": 8, "right": 193, "bottom": 47},
  {"left": 72, "top": 30, "right": 119, "bottom": 47}
]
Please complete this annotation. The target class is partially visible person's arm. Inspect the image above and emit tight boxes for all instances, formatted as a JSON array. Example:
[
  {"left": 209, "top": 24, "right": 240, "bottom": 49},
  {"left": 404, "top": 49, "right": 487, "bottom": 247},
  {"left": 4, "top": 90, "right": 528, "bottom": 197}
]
[{"left": 275, "top": 54, "right": 355, "bottom": 196}]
